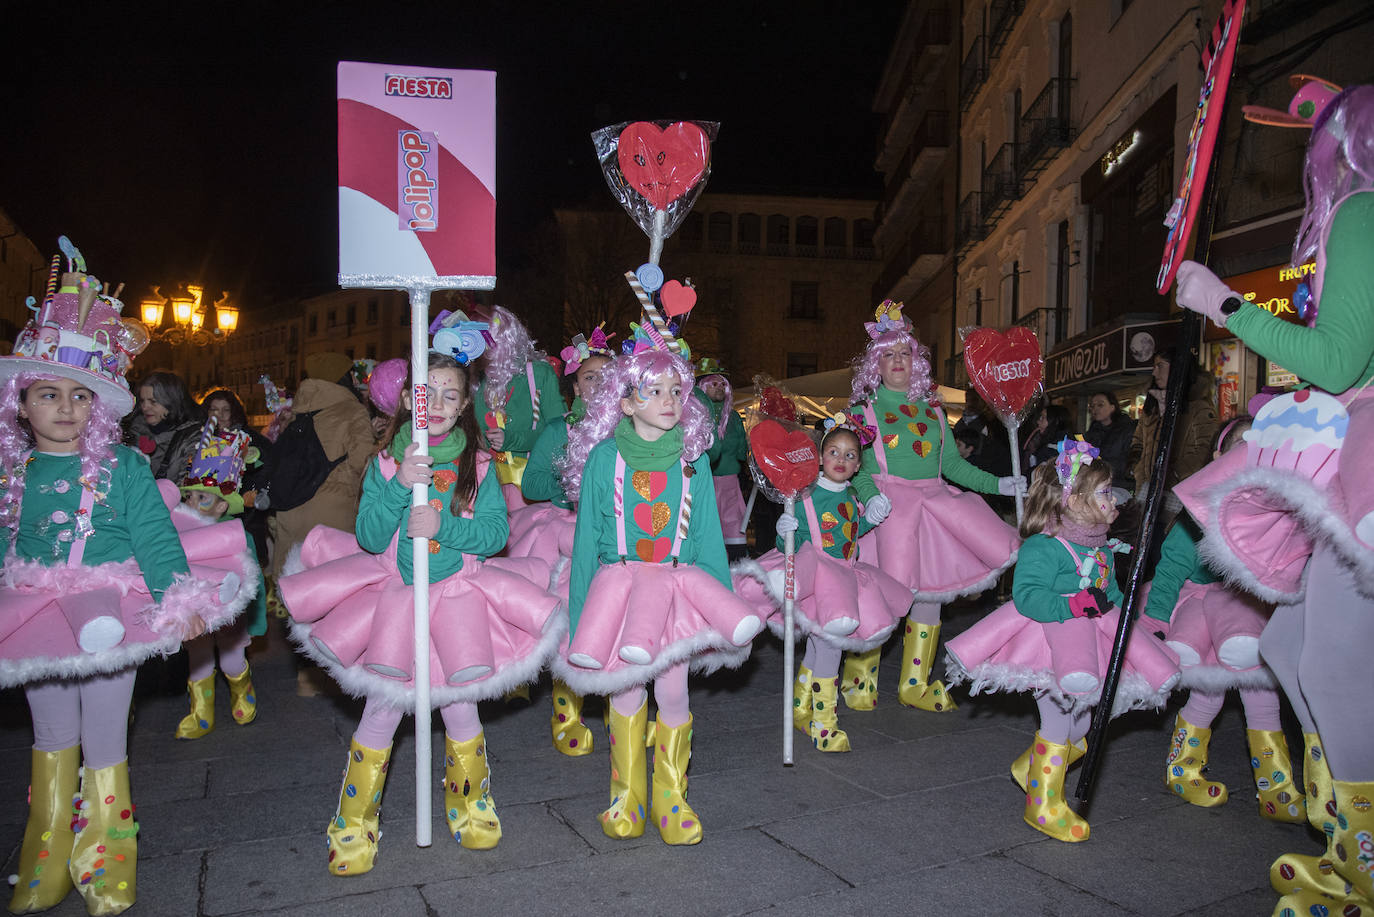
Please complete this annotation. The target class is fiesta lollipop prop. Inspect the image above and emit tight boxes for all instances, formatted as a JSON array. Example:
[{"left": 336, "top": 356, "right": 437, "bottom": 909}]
[
  {"left": 961, "top": 326, "right": 1045, "bottom": 523},
  {"left": 745, "top": 382, "right": 818, "bottom": 765}
]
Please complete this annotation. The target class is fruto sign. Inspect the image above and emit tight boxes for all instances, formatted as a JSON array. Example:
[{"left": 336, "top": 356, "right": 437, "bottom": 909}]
[{"left": 1220, "top": 261, "right": 1316, "bottom": 326}]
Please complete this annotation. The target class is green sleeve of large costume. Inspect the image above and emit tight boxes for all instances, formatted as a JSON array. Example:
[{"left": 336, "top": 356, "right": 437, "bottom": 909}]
[
  {"left": 435, "top": 469, "right": 509, "bottom": 557},
  {"left": 120, "top": 452, "right": 190, "bottom": 596},
  {"left": 522, "top": 420, "right": 570, "bottom": 507},
  {"left": 937, "top": 427, "right": 1001, "bottom": 494},
  {"left": 853, "top": 438, "right": 881, "bottom": 502},
  {"left": 567, "top": 444, "right": 612, "bottom": 632},
  {"left": 1011, "top": 535, "right": 1076, "bottom": 623},
  {"left": 1227, "top": 192, "right": 1374, "bottom": 391},
  {"left": 354, "top": 459, "right": 407, "bottom": 554}
]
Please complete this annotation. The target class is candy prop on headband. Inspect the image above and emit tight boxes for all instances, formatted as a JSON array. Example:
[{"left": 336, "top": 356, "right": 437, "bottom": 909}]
[
  {"left": 560, "top": 324, "right": 617, "bottom": 375},
  {"left": 429, "top": 309, "right": 493, "bottom": 365},
  {"left": 822, "top": 410, "right": 877, "bottom": 447},
  {"left": 865, "top": 300, "right": 912, "bottom": 339},
  {"left": 1055, "top": 436, "right": 1099, "bottom": 499},
  {"left": 259, "top": 375, "right": 293, "bottom": 414}
]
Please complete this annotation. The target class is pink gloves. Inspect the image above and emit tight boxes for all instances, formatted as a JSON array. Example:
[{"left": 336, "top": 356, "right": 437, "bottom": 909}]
[
  {"left": 1068, "top": 586, "right": 1109, "bottom": 619},
  {"left": 1175, "top": 261, "right": 1242, "bottom": 327}
]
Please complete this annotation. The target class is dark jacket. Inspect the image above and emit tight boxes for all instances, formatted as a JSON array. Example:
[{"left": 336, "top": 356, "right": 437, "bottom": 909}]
[{"left": 1085, "top": 415, "right": 1137, "bottom": 491}]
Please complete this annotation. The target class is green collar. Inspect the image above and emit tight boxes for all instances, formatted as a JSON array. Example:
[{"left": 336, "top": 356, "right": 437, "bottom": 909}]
[
  {"left": 614, "top": 417, "right": 683, "bottom": 471},
  {"left": 567, "top": 396, "right": 588, "bottom": 426},
  {"left": 390, "top": 425, "right": 466, "bottom": 464}
]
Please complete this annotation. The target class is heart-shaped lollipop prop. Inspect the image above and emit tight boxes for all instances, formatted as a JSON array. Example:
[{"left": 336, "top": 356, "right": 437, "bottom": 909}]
[
  {"left": 962, "top": 326, "right": 1044, "bottom": 421},
  {"left": 660, "top": 280, "right": 696, "bottom": 318},
  {"left": 617, "top": 122, "right": 710, "bottom": 211},
  {"left": 748, "top": 419, "right": 819, "bottom": 499}
]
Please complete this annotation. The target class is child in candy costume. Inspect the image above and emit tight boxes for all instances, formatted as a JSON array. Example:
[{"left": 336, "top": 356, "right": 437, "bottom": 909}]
[
  {"left": 732, "top": 413, "right": 911, "bottom": 751},
  {"left": 1145, "top": 418, "right": 1305, "bottom": 825},
  {"left": 554, "top": 341, "right": 764, "bottom": 845},
  {"left": 278, "top": 350, "right": 563, "bottom": 875},
  {"left": 840, "top": 301, "right": 1024, "bottom": 714},
  {"left": 692, "top": 357, "right": 750, "bottom": 561},
  {"left": 512, "top": 325, "right": 616, "bottom": 757},
  {"left": 0, "top": 240, "right": 253, "bottom": 916},
  {"left": 169, "top": 418, "right": 269, "bottom": 739},
  {"left": 473, "top": 305, "right": 566, "bottom": 511},
  {"left": 1173, "top": 80, "right": 1374, "bottom": 915},
  {"left": 945, "top": 440, "right": 1180, "bottom": 843}
]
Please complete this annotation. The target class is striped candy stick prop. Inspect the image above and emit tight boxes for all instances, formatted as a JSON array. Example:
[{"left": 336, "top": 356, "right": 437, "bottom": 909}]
[{"left": 623, "top": 271, "right": 680, "bottom": 354}]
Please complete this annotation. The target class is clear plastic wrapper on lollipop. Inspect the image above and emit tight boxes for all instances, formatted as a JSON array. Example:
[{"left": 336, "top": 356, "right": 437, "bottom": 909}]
[
  {"left": 592, "top": 120, "right": 718, "bottom": 265},
  {"left": 959, "top": 325, "right": 1046, "bottom": 522}
]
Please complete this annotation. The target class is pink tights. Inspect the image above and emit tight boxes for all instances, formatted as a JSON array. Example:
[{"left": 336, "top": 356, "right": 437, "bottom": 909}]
[
  {"left": 25, "top": 669, "right": 137, "bottom": 769},
  {"left": 186, "top": 620, "right": 251, "bottom": 682},
  {"left": 1179, "top": 688, "right": 1282, "bottom": 732},
  {"left": 1035, "top": 695, "right": 1091, "bottom": 745},
  {"left": 352, "top": 697, "right": 483, "bottom": 750},
  {"left": 610, "top": 662, "right": 690, "bottom": 727},
  {"left": 802, "top": 638, "right": 843, "bottom": 679}
]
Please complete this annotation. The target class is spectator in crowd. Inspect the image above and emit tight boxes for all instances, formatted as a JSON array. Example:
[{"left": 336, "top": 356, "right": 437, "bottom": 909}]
[
  {"left": 124, "top": 370, "right": 203, "bottom": 483},
  {"left": 1129, "top": 347, "right": 1218, "bottom": 530},
  {"left": 1084, "top": 390, "right": 1137, "bottom": 502},
  {"left": 1021, "top": 403, "right": 1075, "bottom": 471}
]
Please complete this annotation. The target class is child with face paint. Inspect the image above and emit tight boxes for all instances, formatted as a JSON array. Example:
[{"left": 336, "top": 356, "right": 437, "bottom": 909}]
[
  {"left": 509, "top": 326, "right": 616, "bottom": 757},
  {"left": 692, "top": 358, "right": 751, "bottom": 561},
  {"left": 841, "top": 301, "right": 1025, "bottom": 715},
  {"left": 555, "top": 342, "right": 764, "bottom": 846},
  {"left": 278, "top": 346, "right": 563, "bottom": 875},
  {"left": 945, "top": 438, "right": 1180, "bottom": 843},
  {"left": 733, "top": 413, "right": 912, "bottom": 751}
]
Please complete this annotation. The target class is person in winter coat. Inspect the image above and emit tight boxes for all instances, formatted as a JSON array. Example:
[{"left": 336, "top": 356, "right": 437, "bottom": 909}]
[
  {"left": 123, "top": 371, "right": 203, "bottom": 483},
  {"left": 1084, "top": 390, "right": 1136, "bottom": 502}
]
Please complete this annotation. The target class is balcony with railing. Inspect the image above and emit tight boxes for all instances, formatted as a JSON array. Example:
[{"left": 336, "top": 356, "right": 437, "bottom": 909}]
[
  {"left": 981, "top": 143, "right": 1021, "bottom": 221},
  {"left": 1012, "top": 306, "right": 1068, "bottom": 348},
  {"left": 987, "top": 0, "right": 1025, "bottom": 57},
  {"left": 876, "top": 8, "right": 954, "bottom": 166},
  {"left": 1017, "top": 78, "right": 1076, "bottom": 181},
  {"left": 879, "top": 110, "right": 952, "bottom": 218},
  {"left": 959, "top": 36, "right": 987, "bottom": 111},
  {"left": 956, "top": 192, "right": 985, "bottom": 254},
  {"left": 873, "top": 217, "right": 948, "bottom": 303}
]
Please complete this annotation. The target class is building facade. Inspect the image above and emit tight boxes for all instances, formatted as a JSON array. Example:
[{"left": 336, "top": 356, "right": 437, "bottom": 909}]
[{"left": 0, "top": 209, "right": 46, "bottom": 351}]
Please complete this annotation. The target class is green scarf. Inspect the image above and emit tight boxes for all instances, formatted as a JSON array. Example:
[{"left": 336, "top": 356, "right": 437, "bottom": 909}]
[
  {"left": 389, "top": 425, "right": 467, "bottom": 465},
  {"left": 614, "top": 417, "right": 684, "bottom": 471},
  {"left": 567, "top": 396, "right": 587, "bottom": 426}
]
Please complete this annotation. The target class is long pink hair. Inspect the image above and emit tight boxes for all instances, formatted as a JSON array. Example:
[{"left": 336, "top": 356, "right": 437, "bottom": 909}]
[
  {"left": 849, "top": 329, "right": 939, "bottom": 406},
  {"left": 483, "top": 305, "right": 547, "bottom": 412},
  {"left": 1295, "top": 85, "right": 1374, "bottom": 264},
  {"left": 557, "top": 350, "right": 711, "bottom": 502},
  {"left": 1, "top": 373, "right": 123, "bottom": 533}
]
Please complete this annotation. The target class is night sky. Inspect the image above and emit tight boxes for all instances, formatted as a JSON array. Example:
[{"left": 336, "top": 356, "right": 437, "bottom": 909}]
[{"left": 2, "top": 1, "right": 901, "bottom": 307}]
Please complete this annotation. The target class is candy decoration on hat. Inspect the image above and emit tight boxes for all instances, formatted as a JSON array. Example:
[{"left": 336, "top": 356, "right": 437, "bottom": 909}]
[
  {"left": 865, "top": 300, "right": 912, "bottom": 339},
  {"left": 180, "top": 418, "right": 256, "bottom": 516},
  {"left": 1054, "top": 436, "right": 1100, "bottom": 500},
  {"left": 560, "top": 324, "right": 617, "bottom": 375},
  {"left": 822, "top": 410, "right": 877, "bottom": 447},
  {"left": 259, "top": 375, "right": 293, "bottom": 415},
  {"left": 428, "top": 309, "right": 493, "bottom": 365}
]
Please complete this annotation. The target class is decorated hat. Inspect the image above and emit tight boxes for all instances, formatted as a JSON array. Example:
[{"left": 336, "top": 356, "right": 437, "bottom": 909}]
[
  {"left": 0, "top": 237, "right": 147, "bottom": 415},
  {"left": 864, "top": 299, "right": 912, "bottom": 339},
  {"left": 259, "top": 374, "right": 292, "bottom": 414},
  {"left": 351, "top": 358, "right": 377, "bottom": 393},
  {"left": 694, "top": 356, "right": 726, "bottom": 378},
  {"left": 821, "top": 409, "right": 877, "bottom": 447},
  {"left": 1242, "top": 74, "right": 1343, "bottom": 128},
  {"left": 561, "top": 324, "right": 617, "bottom": 375},
  {"left": 429, "top": 309, "right": 493, "bottom": 365},
  {"left": 622, "top": 264, "right": 695, "bottom": 359},
  {"left": 179, "top": 417, "right": 256, "bottom": 516},
  {"left": 368, "top": 358, "right": 407, "bottom": 415},
  {"left": 1054, "top": 435, "right": 1100, "bottom": 497}
]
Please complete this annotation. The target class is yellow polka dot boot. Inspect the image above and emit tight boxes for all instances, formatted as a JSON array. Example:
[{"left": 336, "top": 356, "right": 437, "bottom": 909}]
[
  {"left": 1165, "top": 714, "right": 1228, "bottom": 807},
  {"left": 793, "top": 664, "right": 814, "bottom": 733},
  {"left": 173, "top": 673, "right": 216, "bottom": 740},
  {"left": 223, "top": 665, "right": 258, "bottom": 727},
  {"left": 840, "top": 648, "right": 880, "bottom": 711},
  {"left": 1011, "top": 737, "right": 1085, "bottom": 793},
  {"left": 1271, "top": 779, "right": 1374, "bottom": 916},
  {"left": 807, "top": 675, "right": 851, "bottom": 753},
  {"left": 8, "top": 745, "right": 79, "bottom": 914},
  {"left": 651, "top": 715, "right": 702, "bottom": 845},
  {"left": 326, "top": 739, "right": 390, "bottom": 876},
  {"left": 69, "top": 759, "right": 139, "bottom": 916},
  {"left": 550, "top": 680, "right": 594, "bottom": 757},
  {"left": 1023, "top": 735, "right": 1090, "bottom": 843},
  {"left": 600, "top": 700, "right": 648, "bottom": 839},
  {"left": 444, "top": 732, "right": 501, "bottom": 850},
  {"left": 896, "top": 622, "right": 957, "bottom": 712},
  {"left": 1249, "top": 729, "right": 1306, "bottom": 824},
  {"left": 1303, "top": 732, "right": 1337, "bottom": 837}
]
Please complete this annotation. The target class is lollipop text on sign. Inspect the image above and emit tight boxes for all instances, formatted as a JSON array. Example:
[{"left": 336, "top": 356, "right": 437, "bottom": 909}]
[{"left": 398, "top": 131, "right": 438, "bottom": 231}]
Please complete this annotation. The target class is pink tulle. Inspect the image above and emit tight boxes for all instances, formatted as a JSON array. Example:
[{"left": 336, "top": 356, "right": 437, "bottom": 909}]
[{"left": 140, "top": 573, "right": 223, "bottom": 638}]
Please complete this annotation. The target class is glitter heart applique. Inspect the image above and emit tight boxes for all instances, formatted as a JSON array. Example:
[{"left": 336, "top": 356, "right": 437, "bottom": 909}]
[
  {"left": 883, "top": 434, "right": 899, "bottom": 449},
  {"left": 820, "top": 511, "right": 838, "bottom": 531},
  {"left": 636, "top": 537, "right": 672, "bottom": 563},
  {"left": 837, "top": 502, "right": 854, "bottom": 521},
  {"left": 913, "top": 440, "right": 933, "bottom": 458},
  {"left": 841, "top": 521, "right": 858, "bottom": 541},
  {"left": 842, "top": 540, "right": 856, "bottom": 560},
  {"left": 429, "top": 498, "right": 444, "bottom": 511},
  {"left": 926, "top": 408, "right": 938, "bottom": 420},
  {"left": 631, "top": 470, "right": 667, "bottom": 502},
  {"left": 884, "top": 412, "right": 899, "bottom": 424},
  {"left": 633, "top": 501, "right": 671, "bottom": 536},
  {"left": 821, "top": 532, "right": 836, "bottom": 548},
  {"left": 898, "top": 404, "right": 917, "bottom": 418},
  {"left": 432, "top": 469, "right": 457, "bottom": 493}
]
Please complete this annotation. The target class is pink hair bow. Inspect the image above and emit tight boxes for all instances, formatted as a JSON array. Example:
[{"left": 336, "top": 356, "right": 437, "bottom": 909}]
[
  {"left": 823, "top": 410, "right": 877, "bottom": 447},
  {"left": 864, "top": 299, "right": 911, "bottom": 340}
]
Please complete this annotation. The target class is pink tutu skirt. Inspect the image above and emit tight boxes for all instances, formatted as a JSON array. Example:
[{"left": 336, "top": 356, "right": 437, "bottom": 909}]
[
  {"left": 732, "top": 544, "right": 908, "bottom": 651},
  {"left": 856, "top": 475, "right": 1019, "bottom": 602},
  {"left": 1166, "top": 580, "right": 1276, "bottom": 693},
  {"left": 505, "top": 502, "right": 575, "bottom": 576},
  {"left": 552, "top": 561, "right": 764, "bottom": 697},
  {"left": 944, "top": 602, "right": 1181, "bottom": 715},
  {"left": 0, "top": 502, "right": 259, "bottom": 689},
  {"left": 280, "top": 526, "right": 565, "bottom": 709},
  {"left": 715, "top": 475, "right": 748, "bottom": 545}
]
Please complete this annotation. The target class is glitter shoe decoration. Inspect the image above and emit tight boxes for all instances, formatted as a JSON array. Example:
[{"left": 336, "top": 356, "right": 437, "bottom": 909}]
[
  {"left": 326, "top": 739, "right": 389, "bottom": 876},
  {"left": 651, "top": 716, "right": 702, "bottom": 845},
  {"left": 600, "top": 700, "right": 648, "bottom": 839}
]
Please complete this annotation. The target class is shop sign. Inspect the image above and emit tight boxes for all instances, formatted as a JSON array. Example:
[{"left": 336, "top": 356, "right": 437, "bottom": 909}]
[
  {"left": 1046, "top": 319, "right": 1181, "bottom": 392},
  {"left": 1220, "top": 261, "right": 1316, "bottom": 326}
]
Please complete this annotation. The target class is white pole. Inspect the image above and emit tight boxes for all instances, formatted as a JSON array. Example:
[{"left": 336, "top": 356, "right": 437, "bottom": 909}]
[
  {"left": 409, "top": 286, "right": 432, "bottom": 848},
  {"left": 1007, "top": 418, "right": 1024, "bottom": 525},
  {"left": 782, "top": 496, "right": 795, "bottom": 766},
  {"left": 740, "top": 483, "right": 757, "bottom": 535}
]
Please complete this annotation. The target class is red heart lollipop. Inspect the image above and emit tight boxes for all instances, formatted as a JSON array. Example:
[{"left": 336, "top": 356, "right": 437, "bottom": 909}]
[
  {"left": 618, "top": 122, "right": 710, "bottom": 211},
  {"left": 749, "top": 419, "right": 819, "bottom": 498},
  {"left": 963, "top": 327, "right": 1044, "bottom": 420},
  {"left": 660, "top": 280, "right": 696, "bottom": 317}
]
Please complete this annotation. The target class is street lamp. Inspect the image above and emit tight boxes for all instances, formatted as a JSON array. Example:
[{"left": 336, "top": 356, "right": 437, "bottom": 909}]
[{"left": 141, "top": 284, "right": 241, "bottom": 346}]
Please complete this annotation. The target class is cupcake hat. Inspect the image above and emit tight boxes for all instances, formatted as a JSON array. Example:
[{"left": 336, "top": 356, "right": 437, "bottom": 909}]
[
  {"left": 0, "top": 237, "right": 147, "bottom": 414},
  {"left": 428, "top": 309, "right": 493, "bottom": 365},
  {"left": 180, "top": 417, "right": 256, "bottom": 516}
]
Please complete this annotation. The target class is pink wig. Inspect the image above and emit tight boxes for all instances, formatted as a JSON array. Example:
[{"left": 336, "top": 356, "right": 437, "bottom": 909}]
[
  {"left": 557, "top": 350, "right": 711, "bottom": 502},
  {"left": 0, "top": 373, "right": 122, "bottom": 533},
  {"left": 483, "top": 305, "right": 547, "bottom": 412},
  {"left": 1295, "top": 85, "right": 1374, "bottom": 264},
  {"left": 699, "top": 374, "right": 734, "bottom": 439},
  {"left": 848, "top": 329, "right": 939, "bottom": 406}
]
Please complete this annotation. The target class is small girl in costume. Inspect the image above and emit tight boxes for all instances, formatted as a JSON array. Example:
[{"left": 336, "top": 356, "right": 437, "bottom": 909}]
[
  {"left": 945, "top": 439, "right": 1180, "bottom": 842},
  {"left": 1, "top": 239, "right": 249, "bottom": 915},
  {"left": 170, "top": 418, "right": 268, "bottom": 739},
  {"left": 1145, "top": 417, "right": 1305, "bottom": 825},
  {"left": 841, "top": 301, "right": 1024, "bottom": 714},
  {"left": 473, "top": 305, "right": 566, "bottom": 510},
  {"left": 554, "top": 333, "right": 764, "bottom": 845},
  {"left": 1174, "top": 79, "right": 1374, "bottom": 915},
  {"left": 512, "top": 325, "right": 616, "bottom": 756},
  {"left": 733, "top": 413, "right": 911, "bottom": 751},
  {"left": 278, "top": 346, "right": 563, "bottom": 875},
  {"left": 692, "top": 358, "right": 751, "bottom": 561}
]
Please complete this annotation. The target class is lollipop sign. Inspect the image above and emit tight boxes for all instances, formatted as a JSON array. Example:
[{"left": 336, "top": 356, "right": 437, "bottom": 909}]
[
  {"left": 617, "top": 121, "right": 710, "bottom": 210},
  {"left": 963, "top": 326, "right": 1044, "bottom": 419},
  {"left": 749, "top": 419, "right": 819, "bottom": 499}
]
